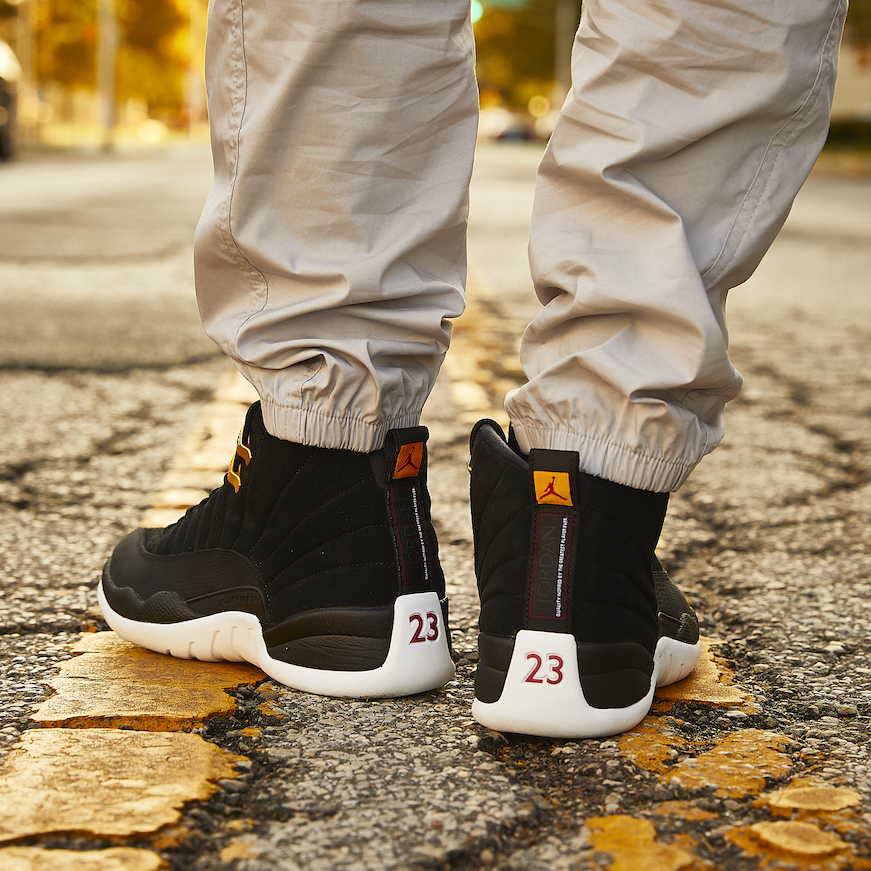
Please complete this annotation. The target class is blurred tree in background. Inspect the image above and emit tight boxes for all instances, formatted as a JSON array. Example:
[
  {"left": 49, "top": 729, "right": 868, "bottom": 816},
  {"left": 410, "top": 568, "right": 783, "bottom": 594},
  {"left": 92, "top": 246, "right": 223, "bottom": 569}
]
[
  {"left": 46, "top": 0, "right": 185, "bottom": 113},
  {"left": 474, "top": 0, "right": 578, "bottom": 109},
  {"left": 115, "top": 0, "right": 187, "bottom": 114},
  {"left": 0, "top": 0, "right": 188, "bottom": 118},
  {"left": 475, "top": 0, "right": 871, "bottom": 111},
  {"left": 846, "top": 0, "right": 871, "bottom": 43},
  {"left": 0, "top": 0, "right": 869, "bottom": 129}
]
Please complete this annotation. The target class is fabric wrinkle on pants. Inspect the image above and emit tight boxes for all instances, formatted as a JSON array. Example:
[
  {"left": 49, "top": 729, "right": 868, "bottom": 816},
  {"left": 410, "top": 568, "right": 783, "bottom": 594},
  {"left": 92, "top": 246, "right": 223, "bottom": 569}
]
[
  {"left": 507, "top": 0, "right": 847, "bottom": 491},
  {"left": 194, "top": 0, "right": 479, "bottom": 452},
  {"left": 194, "top": 0, "right": 846, "bottom": 490}
]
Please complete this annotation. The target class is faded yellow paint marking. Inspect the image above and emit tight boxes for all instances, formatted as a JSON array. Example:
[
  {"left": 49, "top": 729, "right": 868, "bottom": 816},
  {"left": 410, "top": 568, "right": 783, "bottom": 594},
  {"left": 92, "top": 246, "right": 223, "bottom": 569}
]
[
  {"left": 442, "top": 270, "right": 520, "bottom": 429},
  {"left": 225, "top": 819, "right": 258, "bottom": 832},
  {"left": 73, "top": 632, "right": 140, "bottom": 654},
  {"left": 140, "top": 507, "right": 196, "bottom": 528},
  {"left": 586, "top": 816, "right": 699, "bottom": 871},
  {"left": 617, "top": 720, "right": 690, "bottom": 774},
  {"left": 758, "top": 777, "right": 871, "bottom": 844},
  {"left": 0, "top": 847, "right": 164, "bottom": 871},
  {"left": 750, "top": 821, "right": 848, "bottom": 855},
  {"left": 149, "top": 488, "right": 211, "bottom": 510},
  {"left": 651, "top": 801, "right": 718, "bottom": 822},
  {"left": 764, "top": 785, "right": 862, "bottom": 812},
  {"left": 32, "top": 632, "right": 264, "bottom": 730},
  {"left": 219, "top": 841, "right": 260, "bottom": 861},
  {"left": 150, "top": 825, "right": 193, "bottom": 850},
  {"left": 656, "top": 638, "right": 744, "bottom": 707},
  {"left": 727, "top": 820, "right": 871, "bottom": 871},
  {"left": 670, "top": 833, "right": 711, "bottom": 867},
  {"left": 0, "top": 729, "right": 241, "bottom": 842},
  {"left": 667, "top": 730, "right": 790, "bottom": 798},
  {"left": 258, "top": 700, "right": 283, "bottom": 717},
  {"left": 141, "top": 371, "right": 258, "bottom": 527}
]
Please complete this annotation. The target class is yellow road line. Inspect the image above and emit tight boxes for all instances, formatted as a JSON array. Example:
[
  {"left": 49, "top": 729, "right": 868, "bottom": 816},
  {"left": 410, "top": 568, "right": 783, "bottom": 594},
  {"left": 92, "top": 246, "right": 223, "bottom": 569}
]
[
  {"left": 585, "top": 816, "right": 704, "bottom": 871},
  {"left": 0, "top": 729, "right": 241, "bottom": 842},
  {"left": 141, "top": 368, "right": 257, "bottom": 528},
  {"left": 32, "top": 632, "right": 263, "bottom": 731},
  {"left": 654, "top": 638, "right": 746, "bottom": 709},
  {"left": 0, "top": 846, "right": 165, "bottom": 871},
  {"left": 0, "top": 371, "right": 258, "bottom": 868}
]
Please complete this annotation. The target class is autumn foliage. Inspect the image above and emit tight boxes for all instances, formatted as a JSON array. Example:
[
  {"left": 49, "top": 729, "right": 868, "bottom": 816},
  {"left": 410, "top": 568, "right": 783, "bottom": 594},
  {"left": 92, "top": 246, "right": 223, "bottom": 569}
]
[{"left": 1, "top": 0, "right": 193, "bottom": 116}]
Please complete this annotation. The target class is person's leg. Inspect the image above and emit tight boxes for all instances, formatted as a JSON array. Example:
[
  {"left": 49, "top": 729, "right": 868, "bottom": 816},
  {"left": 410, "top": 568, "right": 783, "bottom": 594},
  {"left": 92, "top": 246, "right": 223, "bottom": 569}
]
[
  {"left": 513, "top": 0, "right": 846, "bottom": 487},
  {"left": 195, "top": 0, "right": 478, "bottom": 452},
  {"left": 472, "top": 0, "right": 846, "bottom": 737},
  {"left": 99, "top": 0, "right": 479, "bottom": 698}
]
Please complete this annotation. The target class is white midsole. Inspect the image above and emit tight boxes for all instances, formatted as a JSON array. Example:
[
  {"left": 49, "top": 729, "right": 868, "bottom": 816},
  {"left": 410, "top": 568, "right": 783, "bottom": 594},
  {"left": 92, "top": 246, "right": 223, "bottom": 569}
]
[
  {"left": 471, "top": 629, "right": 701, "bottom": 739},
  {"left": 98, "top": 582, "right": 455, "bottom": 699}
]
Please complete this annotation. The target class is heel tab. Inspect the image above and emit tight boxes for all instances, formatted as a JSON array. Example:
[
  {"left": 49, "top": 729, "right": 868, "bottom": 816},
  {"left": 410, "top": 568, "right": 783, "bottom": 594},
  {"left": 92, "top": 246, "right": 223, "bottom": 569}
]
[
  {"left": 374, "top": 426, "right": 430, "bottom": 485},
  {"left": 470, "top": 418, "right": 505, "bottom": 451}
]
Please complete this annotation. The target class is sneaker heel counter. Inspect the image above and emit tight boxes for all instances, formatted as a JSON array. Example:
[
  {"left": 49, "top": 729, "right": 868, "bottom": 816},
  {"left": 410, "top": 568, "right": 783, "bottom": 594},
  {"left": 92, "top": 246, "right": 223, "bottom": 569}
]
[
  {"left": 469, "top": 421, "right": 532, "bottom": 637},
  {"left": 379, "top": 427, "right": 445, "bottom": 599}
]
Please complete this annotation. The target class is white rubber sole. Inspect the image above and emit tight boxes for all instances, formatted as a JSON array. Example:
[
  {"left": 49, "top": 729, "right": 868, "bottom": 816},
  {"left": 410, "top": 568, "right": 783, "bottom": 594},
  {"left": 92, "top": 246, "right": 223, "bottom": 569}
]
[
  {"left": 471, "top": 629, "right": 701, "bottom": 739},
  {"left": 98, "top": 582, "right": 455, "bottom": 699}
]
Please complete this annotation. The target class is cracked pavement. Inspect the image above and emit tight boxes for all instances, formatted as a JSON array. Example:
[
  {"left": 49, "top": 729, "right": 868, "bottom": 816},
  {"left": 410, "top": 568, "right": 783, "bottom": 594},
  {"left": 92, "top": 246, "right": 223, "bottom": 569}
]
[{"left": 0, "top": 144, "right": 869, "bottom": 869}]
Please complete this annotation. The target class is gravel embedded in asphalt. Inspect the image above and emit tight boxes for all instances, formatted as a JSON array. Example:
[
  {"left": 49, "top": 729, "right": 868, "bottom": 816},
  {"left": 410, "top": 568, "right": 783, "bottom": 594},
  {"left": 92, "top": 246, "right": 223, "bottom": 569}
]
[{"left": 0, "top": 147, "right": 869, "bottom": 869}]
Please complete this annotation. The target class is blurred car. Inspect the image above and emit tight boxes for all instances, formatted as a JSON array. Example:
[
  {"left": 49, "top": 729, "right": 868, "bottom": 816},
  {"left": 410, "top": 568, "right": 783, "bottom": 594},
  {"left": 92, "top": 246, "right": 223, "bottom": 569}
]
[
  {"left": 0, "top": 40, "right": 22, "bottom": 161},
  {"left": 478, "top": 105, "right": 536, "bottom": 142}
]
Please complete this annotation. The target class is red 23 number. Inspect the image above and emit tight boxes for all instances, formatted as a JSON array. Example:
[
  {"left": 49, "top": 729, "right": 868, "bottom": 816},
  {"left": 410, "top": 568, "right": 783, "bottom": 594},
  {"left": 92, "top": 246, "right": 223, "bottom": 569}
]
[
  {"left": 409, "top": 611, "right": 439, "bottom": 643},
  {"left": 524, "top": 652, "right": 564, "bottom": 684}
]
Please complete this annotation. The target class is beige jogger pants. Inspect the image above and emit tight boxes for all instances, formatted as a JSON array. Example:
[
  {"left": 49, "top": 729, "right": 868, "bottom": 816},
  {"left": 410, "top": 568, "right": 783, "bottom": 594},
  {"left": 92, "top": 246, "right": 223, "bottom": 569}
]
[{"left": 194, "top": 0, "right": 847, "bottom": 491}]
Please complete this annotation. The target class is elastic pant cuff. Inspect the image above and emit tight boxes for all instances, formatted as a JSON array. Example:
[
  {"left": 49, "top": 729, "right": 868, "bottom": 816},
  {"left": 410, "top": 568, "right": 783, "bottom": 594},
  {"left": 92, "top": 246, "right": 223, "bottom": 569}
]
[
  {"left": 261, "top": 400, "right": 423, "bottom": 453},
  {"left": 510, "top": 424, "right": 695, "bottom": 493}
]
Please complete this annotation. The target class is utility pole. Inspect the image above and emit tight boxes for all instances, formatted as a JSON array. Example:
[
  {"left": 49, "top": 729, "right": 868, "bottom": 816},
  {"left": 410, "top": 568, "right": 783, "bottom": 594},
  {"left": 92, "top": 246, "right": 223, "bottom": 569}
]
[
  {"left": 13, "top": 0, "right": 37, "bottom": 143},
  {"left": 97, "top": 0, "right": 117, "bottom": 151},
  {"left": 553, "top": 0, "right": 579, "bottom": 107},
  {"left": 186, "top": 0, "right": 207, "bottom": 136}
]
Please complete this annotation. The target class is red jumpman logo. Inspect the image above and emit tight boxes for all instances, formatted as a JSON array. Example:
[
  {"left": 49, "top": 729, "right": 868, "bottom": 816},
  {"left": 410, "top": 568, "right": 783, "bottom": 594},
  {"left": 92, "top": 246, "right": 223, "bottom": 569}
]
[{"left": 540, "top": 476, "right": 568, "bottom": 501}]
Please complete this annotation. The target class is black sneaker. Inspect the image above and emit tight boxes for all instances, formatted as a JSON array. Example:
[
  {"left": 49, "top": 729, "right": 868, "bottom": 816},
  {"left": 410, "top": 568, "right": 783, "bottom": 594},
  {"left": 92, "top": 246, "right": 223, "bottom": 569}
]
[
  {"left": 469, "top": 419, "right": 699, "bottom": 737},
  {"left": 99, "top": 402, "right": 454, "bottom": 698}
]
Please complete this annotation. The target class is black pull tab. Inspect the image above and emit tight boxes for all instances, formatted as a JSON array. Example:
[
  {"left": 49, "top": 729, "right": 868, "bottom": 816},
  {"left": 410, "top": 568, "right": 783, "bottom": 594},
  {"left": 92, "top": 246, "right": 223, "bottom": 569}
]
[
  {"left": 383, "top": 426, "right": 428, "bottom": 483},
  {"left": 383, "top": 427, "right": 433, "bottom": 591},
  {"left": 525, "top": 449, "right": 578, "bottom": 633}
]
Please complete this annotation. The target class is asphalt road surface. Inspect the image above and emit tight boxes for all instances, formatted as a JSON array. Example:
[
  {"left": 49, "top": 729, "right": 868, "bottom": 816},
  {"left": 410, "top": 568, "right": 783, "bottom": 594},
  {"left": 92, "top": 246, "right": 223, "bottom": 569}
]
[{"left": 0, "top": 144, "right": 869, "bottom": 869}]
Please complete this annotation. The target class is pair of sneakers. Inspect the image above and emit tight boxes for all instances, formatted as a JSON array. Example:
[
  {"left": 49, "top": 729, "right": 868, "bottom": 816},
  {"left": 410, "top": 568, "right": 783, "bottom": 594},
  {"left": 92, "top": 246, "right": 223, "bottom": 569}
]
[{"left": 100, "top": 402, "right": 700, "bottom": 738}]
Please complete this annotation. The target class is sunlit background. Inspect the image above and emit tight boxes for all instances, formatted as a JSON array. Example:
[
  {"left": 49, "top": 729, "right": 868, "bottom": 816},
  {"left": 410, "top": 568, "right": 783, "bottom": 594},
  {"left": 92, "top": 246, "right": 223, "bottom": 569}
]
[{"left": 0, "top": 0, "right": 869, "bottom": 156}]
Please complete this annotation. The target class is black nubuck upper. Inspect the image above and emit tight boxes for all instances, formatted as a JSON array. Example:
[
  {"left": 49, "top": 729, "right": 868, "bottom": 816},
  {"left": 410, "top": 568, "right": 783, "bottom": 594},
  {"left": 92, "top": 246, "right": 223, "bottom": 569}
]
[
  {"left": 101, "top": 401, "right": 447, "bottom": 671},
  {"left": 469, "top": 419, "right": 698, "bottom": 708}
]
